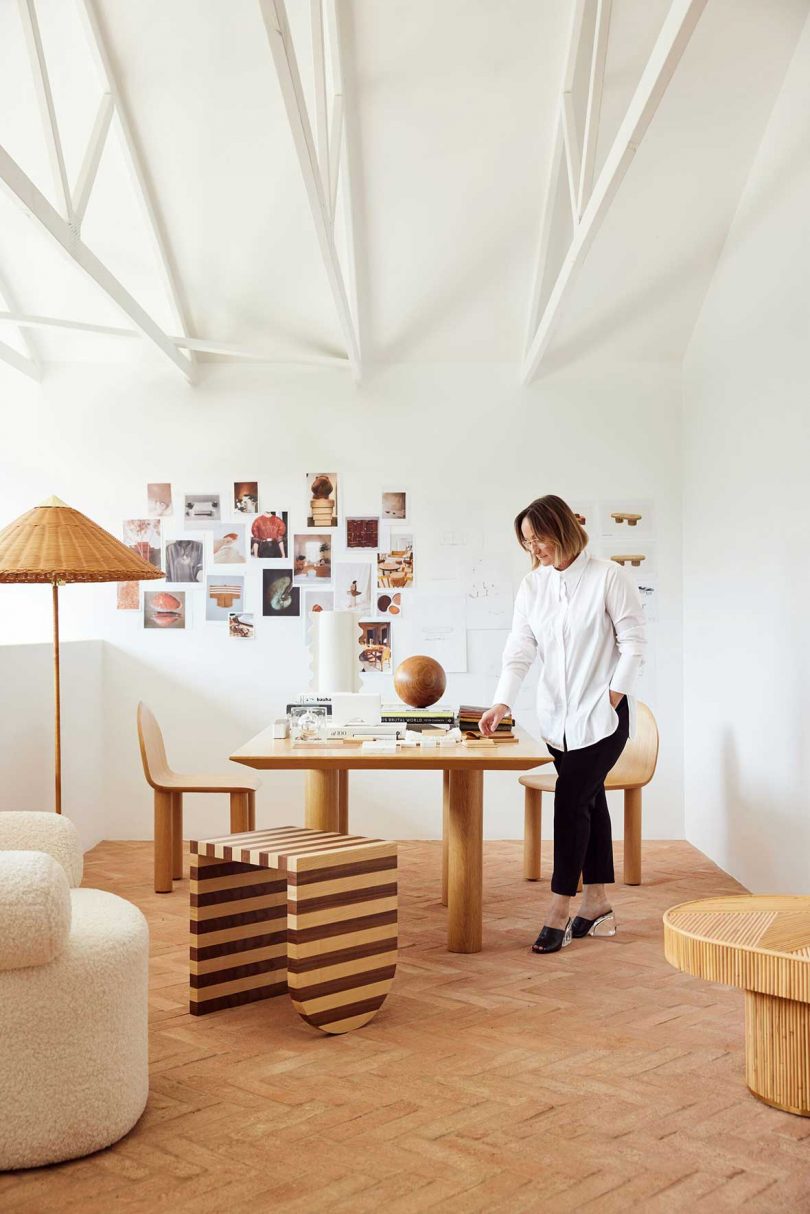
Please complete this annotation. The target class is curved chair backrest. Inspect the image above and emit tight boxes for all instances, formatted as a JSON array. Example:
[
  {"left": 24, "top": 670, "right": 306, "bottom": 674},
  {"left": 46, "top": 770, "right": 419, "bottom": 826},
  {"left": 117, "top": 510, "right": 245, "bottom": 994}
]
[
  {"left": 137, "top": 702, "right": 173, "bottom": 789},
  {"left": 607, "top": 701, "right": 659, "bottom": 789}
]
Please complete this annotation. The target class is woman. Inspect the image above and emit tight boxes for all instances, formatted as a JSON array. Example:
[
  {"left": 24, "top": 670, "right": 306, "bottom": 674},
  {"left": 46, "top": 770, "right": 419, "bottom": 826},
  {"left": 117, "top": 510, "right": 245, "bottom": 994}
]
[{"left": 479, "top": 495, "right": 646, "bottom": 954}]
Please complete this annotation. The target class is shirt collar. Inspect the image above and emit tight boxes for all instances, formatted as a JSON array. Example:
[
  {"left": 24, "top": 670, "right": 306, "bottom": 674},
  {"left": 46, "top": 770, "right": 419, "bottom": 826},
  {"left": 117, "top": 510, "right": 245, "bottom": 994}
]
[{"left": 551, "top": 548, "right": 589, "bottom": 593}]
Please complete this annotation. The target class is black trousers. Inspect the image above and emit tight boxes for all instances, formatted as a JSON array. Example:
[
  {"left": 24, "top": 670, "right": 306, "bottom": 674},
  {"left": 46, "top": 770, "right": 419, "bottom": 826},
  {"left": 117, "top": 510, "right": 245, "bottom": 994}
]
[{"left": 548, "top": 696, "right": 629, "bottom": 896}]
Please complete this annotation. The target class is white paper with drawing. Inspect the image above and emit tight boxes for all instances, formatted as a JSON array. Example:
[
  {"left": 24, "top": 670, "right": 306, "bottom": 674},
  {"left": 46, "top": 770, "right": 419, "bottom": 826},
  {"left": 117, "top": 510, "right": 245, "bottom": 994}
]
[
  {"left": 466, "top": 560, "right": 513, "bottom": 629},
  {"left": 398, "top": 591, "right": 467, "bottom": 672}
]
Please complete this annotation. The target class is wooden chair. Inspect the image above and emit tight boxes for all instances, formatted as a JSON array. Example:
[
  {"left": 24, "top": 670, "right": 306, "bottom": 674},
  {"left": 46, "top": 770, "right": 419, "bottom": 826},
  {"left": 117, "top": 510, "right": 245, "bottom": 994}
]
[
  {"left": 137, "top": 702, "right": 260, "bottom": 894},
  {"left": 519, "top": 701, "right": 659, "bottom": 887}
]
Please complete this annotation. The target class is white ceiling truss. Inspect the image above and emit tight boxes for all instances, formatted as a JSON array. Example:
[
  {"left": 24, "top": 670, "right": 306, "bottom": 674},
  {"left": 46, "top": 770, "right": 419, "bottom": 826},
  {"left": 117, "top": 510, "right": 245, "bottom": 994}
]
[
  {"left": 259, "top": 0, "right": 361, "bottom": 378},
  {"left": 0, "top": 0, "right": 360, "bottom": 384},
  {"left": 0, "top": 0, "right": 713, "bottom": 387},
  {"left": 521, "top": 0, "right": 708, "bottom": 385}
]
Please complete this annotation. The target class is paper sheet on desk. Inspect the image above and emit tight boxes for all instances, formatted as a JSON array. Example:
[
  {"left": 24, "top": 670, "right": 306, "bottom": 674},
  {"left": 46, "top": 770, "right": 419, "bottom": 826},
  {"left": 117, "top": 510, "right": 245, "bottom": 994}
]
[{"left": 396, "top": 590, "right": 467, "bottom": 672}]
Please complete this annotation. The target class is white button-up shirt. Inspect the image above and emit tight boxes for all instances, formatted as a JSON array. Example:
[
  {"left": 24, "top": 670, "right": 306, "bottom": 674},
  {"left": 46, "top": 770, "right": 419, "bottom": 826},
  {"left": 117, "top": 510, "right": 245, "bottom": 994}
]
[{"left": 493, "top": 550, "right": 646, "bottom": 751}]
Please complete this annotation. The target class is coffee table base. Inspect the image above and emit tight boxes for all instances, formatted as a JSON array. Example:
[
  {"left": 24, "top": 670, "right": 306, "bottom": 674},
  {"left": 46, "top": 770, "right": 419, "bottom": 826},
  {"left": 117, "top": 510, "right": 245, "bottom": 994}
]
[{"left": 745, "top": 991, "right": 810, "bottom": 1116}]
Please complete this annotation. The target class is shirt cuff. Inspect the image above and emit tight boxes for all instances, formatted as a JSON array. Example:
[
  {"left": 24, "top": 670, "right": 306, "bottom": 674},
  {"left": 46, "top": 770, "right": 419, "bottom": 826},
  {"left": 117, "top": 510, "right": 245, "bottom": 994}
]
[
  {"left": 492, "top": 672, "right": 523, "bottom": 712},
  {"left": 610, "top": 654, "right": 643, "bottom": 699}
]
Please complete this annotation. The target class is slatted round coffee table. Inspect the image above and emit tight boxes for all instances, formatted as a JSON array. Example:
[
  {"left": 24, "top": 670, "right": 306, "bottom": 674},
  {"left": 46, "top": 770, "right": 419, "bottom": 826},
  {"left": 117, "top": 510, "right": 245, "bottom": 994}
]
[{"left": 664, "top": 895, "right": 810, "bottom": 1116}]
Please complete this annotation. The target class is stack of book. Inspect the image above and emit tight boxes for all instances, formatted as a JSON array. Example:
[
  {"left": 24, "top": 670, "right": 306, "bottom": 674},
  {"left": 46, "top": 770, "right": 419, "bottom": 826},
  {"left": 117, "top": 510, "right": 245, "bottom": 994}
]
[
  {"left": 381, "top": 704, "right": 456, "bottom": 732},
  {"left": 458, "top": 704, "right": 515, "bottom": 739}
]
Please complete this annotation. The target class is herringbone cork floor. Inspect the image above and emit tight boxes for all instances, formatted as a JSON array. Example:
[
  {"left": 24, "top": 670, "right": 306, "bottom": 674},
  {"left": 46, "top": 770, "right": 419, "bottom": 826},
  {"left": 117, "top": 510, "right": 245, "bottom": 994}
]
[{"left": 2, "top": 839, "right": 809, "bottom": 1213}]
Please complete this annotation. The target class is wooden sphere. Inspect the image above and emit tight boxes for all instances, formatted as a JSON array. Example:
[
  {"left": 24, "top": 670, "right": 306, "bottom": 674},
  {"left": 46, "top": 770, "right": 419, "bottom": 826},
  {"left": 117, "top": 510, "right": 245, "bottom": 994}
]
[{"left": 394, "top": 655, "right": 447, "bottom": 708}]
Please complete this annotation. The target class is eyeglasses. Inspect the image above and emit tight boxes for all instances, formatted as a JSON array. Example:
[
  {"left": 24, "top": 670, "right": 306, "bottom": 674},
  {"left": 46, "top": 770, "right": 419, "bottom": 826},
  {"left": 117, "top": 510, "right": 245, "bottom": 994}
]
[{"left": 521, "top": 536, "right": 546, "bottom": 551}]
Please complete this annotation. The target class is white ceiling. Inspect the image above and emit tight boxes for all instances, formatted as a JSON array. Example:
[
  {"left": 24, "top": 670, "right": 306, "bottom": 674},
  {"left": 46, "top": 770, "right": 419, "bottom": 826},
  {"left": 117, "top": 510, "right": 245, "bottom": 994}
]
[{"left": 0, "top": 0, "right": 808, "bottom": 376}]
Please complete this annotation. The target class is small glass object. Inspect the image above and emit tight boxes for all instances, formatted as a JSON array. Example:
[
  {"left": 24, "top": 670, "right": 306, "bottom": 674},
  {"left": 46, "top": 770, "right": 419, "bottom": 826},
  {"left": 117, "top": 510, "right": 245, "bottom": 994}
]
[{"left": 289, "top": 705, "right": 328, "bottom": 744}]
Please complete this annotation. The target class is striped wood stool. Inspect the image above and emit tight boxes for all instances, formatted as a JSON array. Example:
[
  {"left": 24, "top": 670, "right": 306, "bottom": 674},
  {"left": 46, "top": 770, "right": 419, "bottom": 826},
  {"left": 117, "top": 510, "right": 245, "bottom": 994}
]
[
  {"left": 190, "top": 827, "right": 397, "bottom": 1034},
  {"left": 664, "top": 895, "right": 810, "bottom": 1116}
]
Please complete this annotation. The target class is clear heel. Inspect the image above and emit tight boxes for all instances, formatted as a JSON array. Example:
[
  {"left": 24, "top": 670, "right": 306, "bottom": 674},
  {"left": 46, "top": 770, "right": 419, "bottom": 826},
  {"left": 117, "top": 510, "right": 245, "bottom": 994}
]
[{"left": 589, "top": 911, "right": 616, "bottom": 937}]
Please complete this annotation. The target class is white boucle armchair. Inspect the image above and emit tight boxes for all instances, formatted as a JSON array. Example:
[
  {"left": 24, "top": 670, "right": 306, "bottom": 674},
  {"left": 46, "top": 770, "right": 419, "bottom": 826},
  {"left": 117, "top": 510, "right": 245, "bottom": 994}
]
[{"left": 0, "top": 812, "right": 149, "bottom": 1170}]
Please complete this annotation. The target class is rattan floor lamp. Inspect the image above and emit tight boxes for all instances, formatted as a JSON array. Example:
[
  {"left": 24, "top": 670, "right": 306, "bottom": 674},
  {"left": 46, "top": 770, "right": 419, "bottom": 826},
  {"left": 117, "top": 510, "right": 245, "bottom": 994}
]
[{"left": 0, "top": 497, "right": 164, "bottom": 813}]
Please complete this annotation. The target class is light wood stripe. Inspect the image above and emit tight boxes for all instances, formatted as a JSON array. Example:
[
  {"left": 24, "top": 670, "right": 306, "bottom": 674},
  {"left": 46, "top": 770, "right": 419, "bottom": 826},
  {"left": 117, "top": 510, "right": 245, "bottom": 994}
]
[
  {"left": 190, "top": 968, "right": 289, "bottom": 1002},
  {"left": 287, "top": 921, "right": 397, "bottom": 961},
  {"left": 191, "top": 892, "right": 287, "bottom": 922},
  {"left": 291, "top": 894, "right": 398, "bottom": 932},
  {"left": 287, "top": 949, "right": 398, "bottom": 988},
  {"left": 189, "top": 922, "right": 286, "bottom": 949},
  {"left": 289, "top": 842, "right": 397, "bottom": 873},
  {"left": 191, "top": 941, "right": 287, "bottom": 974},
  {"left": 287, "top": 868, "right": 396, "bottom": 901},
  {"left": 189, "top": 868, "right": 286, "bottom": 895}
]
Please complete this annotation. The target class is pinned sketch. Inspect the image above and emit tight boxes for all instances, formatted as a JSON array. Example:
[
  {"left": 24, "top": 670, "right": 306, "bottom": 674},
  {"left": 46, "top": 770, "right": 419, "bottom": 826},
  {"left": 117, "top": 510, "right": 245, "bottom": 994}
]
[
  {"left": 635, "top": 574, "right": 658, "bottom": 623},
  {"left": 600, "top": 499, "right": 655, "bottom": 540},
  {"left": 466, "top": 560, "right": 513, "bottom": 630},
  {"left": 396, "top": 591, "right": 467, "bottom": 673}
]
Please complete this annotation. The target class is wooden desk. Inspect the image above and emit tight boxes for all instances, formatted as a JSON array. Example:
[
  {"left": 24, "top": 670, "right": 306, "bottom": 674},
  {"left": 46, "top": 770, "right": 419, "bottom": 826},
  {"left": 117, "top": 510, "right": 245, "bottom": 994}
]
[{"left": 230, "top": 727, "right": 551, "bottom": 954}]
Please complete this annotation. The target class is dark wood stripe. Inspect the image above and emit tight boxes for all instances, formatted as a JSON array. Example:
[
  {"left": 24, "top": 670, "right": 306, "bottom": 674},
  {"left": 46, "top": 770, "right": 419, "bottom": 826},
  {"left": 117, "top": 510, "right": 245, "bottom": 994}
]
[
  {"left": 302, "top": 993, "right": 387, "bottom": 1029},
  {"left": 191, "top": 879, "right": 286, "bottom": 908},
  {"left": 291, "top": 882, "right": 397, "bottom": 915},
  {"left": 287, "top": 936, "right": 397, "bottom": 975},
  {"left": 288, "top": 855, "right": 397, "bottom": 886},
  {"left": 190, "top": 860, "right": 270, "bottom": 881},
  {"left": 190, "top": 955, "right": 288, "bottom": 990},
  {"left": 189, "top": 980, "right": 287, "bottom": 1016},
  {"left": 291, "top": 964, "right": 395, "bottom": 1003},
  {"left": 288, "top": 909, "right": 397, "bottom": 945},
  {"left": 191, "top": 905, "right": 286, "bottom": 935},
  {"left": 190, "top": 930, "right": 287, "bottom": 962}
]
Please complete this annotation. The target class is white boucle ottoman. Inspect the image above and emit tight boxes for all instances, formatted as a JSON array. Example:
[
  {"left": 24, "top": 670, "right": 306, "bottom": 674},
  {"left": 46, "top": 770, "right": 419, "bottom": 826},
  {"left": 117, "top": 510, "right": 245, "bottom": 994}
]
[{"left": 0, "top": 852, "right": 149, "bottom": 1171}]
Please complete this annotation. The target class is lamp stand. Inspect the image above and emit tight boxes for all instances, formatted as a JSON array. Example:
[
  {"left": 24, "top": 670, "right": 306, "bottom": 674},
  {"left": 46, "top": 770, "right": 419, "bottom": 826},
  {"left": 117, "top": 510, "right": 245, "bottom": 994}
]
[{"left": 52, "top": 581, "right": 62, "bottom": 814}]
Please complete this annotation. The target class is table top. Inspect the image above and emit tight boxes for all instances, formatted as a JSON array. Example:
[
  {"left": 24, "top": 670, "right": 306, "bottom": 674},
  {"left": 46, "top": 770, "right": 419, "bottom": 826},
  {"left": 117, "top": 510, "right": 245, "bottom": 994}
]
[
  {"left": 191, "top": 825, "right": 395, "bottom": 872},
  {"left": 231, "top": 724, "right": 551, "bottom": 771},
  {"left": 663, "top": 895, "right": 810, "bottom": 1001}
]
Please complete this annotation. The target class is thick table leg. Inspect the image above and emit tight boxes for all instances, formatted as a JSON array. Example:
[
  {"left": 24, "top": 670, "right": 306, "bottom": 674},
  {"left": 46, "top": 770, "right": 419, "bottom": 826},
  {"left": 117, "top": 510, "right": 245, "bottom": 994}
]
[
  {"left": 172, "top": 792, "right": 183, "bottom": 880},
  {"left": 624, "top": 788, "right": 642, "bottom": 885},
  {"left": 441, "top": 771, "right": 450, "bottom": 906},
  {"left": 154, "top": 789, "right": 173, "bottom": 893},
  {"left": 230, "top": 790, "right": 251, "bottom": 833},
  {"left": 287, "top": 842, "right": 398, "bottom": 1034},
  {"left": 523, "top": 787, "right": 541, "bottom": 880},
  {"left": 745, "top": 990, "right": 810, "bottom": 1116},
  {"left": 247, "top": 789, "right": 256, "bottom": 831},
  {"left": 338, "top": 770, "right": 349, "bottom": 834},
  {"left": 189, "top": 855, "right": 288, "bottom": 1015},
  {"left": 447, "top": 770, "right": 483, "bottom": 953},
  {"left": 305, "top": 769, "right": 340, "bottom": 832}
]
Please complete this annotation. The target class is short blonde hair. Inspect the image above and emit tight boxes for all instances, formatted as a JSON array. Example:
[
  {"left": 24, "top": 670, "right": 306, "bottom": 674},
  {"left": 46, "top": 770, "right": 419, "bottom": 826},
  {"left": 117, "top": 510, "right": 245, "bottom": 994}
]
[{"left": 514, "top": 495, "right": 588, "bottom": 567}]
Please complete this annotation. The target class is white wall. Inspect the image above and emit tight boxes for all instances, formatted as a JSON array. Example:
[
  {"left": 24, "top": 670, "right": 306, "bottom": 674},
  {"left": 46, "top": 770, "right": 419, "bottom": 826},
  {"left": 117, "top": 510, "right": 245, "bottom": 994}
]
[
  {"left": 0, "top": 360, "right": 683, "bottom": 844},
  {"left": 0, "top": 640, "right": 105, "bottom": 851},
  {"left": 682, "top": 11, "right": 810, "bottom": 893}
]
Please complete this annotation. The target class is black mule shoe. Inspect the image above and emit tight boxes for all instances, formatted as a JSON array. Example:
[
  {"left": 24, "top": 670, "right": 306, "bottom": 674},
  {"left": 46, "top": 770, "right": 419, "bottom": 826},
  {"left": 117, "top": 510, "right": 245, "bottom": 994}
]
[
  {"left": 531, "top": 917, "right": 573, "bottom": 954},
  {"left": 571, "top": 910, "right": 616, "bottom": 938}
]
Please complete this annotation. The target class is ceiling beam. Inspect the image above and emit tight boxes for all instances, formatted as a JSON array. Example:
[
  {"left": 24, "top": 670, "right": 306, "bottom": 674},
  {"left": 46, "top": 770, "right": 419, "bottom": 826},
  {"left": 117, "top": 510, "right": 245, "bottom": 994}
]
[
  {"left": 578, "top": 0, "right": 612, "bottom": 216},
  {"left": 521, "top": 0, "right": 708, "bottom": 385},
  {"left": 326, "top": 0, "right": 360, "bottom": 345},
  {"left": 259, "top": 0, "right": 361, "bottom": 377},
  {"left": 0, "top": 266, "right": 42, "bottom": 378},
  {"left": 310, "top": 0, "right": 330, "bottom": 200},
  {"left": 0, "top": 142, "right": 195, "bottom": 381},
  {"left": 0, "top": 311, "right": 350, "bottom": 366},
  {"left": 0, "top": 337, "right": 40, "bottom": 381},
  {"left": 17, "top": 0, "right": 74, "bottom": 224},
  {"left": 328, "top": 91, "right": 344, "bottom": 221},
  {"left": 71, "top": 91, "right": 114, "bottom": 231},
  {"left": 77, "top": 0, "right": 197, "bottom": 365}
]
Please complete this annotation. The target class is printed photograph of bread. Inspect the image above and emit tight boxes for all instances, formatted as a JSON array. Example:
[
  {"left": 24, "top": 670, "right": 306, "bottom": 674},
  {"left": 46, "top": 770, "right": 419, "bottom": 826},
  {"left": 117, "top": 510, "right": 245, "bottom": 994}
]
[
  {"left": 251, "top": 509, "right": 288, "bottom": 558},
  {"left": 144, "top": 590, "right": 185, "bottom": 629},
  {"left": 147, "top": 483, "right": 172, "bottom": 516},
  {"left": 306, "top": 473, "right": 338, "bottom": 528},
  {"left": 165, "top": 538, "right": 204, "bottom": 582},
  {"left": 262, "top": 569, "right": 300, "bottom": 617},
  {"left": 212, "top": 525, "right": 246, "bottom": 564}
]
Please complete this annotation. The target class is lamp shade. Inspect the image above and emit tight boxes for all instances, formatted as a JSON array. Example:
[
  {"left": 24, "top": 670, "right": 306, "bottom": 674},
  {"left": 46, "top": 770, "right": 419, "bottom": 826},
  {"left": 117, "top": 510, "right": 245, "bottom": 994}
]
[{"left": 0, "top": 497, "right": 164, "bottom": 584}]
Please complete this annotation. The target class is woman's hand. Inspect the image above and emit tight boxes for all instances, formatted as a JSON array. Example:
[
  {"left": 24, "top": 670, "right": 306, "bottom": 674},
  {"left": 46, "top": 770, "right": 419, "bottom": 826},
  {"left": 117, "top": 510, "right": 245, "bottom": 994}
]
[
  {"left": 609, "top": 690, "right": 624, "bottom": 709},
  {"left": 479, "top": 703, "right": 510, "bottom": 737}
]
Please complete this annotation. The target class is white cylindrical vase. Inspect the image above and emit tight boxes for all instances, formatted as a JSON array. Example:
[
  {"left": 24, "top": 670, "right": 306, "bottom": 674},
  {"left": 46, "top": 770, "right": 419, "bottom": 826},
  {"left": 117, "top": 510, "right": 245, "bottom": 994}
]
[{"left": 313, "top": 610, "right": 360, "bottom": 694}]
